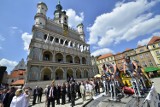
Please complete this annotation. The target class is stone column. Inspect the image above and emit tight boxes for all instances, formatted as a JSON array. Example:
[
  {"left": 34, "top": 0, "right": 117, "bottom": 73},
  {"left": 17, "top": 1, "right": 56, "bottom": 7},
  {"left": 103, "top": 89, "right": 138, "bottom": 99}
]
[
  {"left": 73, "top": 71, "right": 76, "bottom": 79},
  {"left": 80, "top": 56, "right": 82, "bottom": 64},
  {"left": 63, "top": 68, "right": 67, "bottom": 80},
  {"left": 52, "top": 67, "right": 55, "bottom": 80},
  {"left": 38, "top": 66, "right": 41, "bottom": 81},
  {"left": 72, "top": 55, "right": 75, "bottom": 63},
  {"left": 52, "top": 51, "right": 55, "bottom": 62},
  {"left": 81, "top": 70, "right": 84, "bottom": 78},
  {"left": 63, "top": 54, "right": 66, "bottom": 63}
]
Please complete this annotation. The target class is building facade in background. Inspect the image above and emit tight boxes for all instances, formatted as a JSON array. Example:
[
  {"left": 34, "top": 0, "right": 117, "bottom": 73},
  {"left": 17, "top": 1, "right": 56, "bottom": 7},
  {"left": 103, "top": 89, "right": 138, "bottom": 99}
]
[
  {"left": 96, "top": 53, "right": 115, "bottom": 74},
  {"left": 8, "top": 59, "right": 26, "bottom": 86},
  {"left": 26, "top": 2, "right": 93, "bottom": 82},
  {"left": 148, "top": 36, "right": 160, "bottom": 66},
  {"left": 135, "top": 45, "right": 156, "bottom": 68}
]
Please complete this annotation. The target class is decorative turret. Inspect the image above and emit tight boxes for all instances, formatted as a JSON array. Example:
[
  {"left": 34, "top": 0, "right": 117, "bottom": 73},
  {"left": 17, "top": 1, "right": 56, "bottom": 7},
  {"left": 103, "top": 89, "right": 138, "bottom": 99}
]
[
  {"left": 34, "top": 2, "right": 48, "bottom": 28},
  {"left": 54, "top": 1, "right": 63, "bottom": 23},
  {"left": 77, "top": 23, "right": 85, "bottom": 42},
  {"left": 61, "top": 10, "right": 68, "bottom": 25}
]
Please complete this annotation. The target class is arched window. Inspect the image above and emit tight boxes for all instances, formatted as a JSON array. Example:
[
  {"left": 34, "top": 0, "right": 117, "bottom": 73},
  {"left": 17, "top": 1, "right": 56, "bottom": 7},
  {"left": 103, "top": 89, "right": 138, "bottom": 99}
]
[
  {"left": 82, "top": 57, "right": 86, "bottom": 64},
  {"left": 43, "top": 51, "right": 53, "bottom": 61},
  {"left": 55, "top": 53, "right": 63, "bottom": 63},
  {"left": 55, "top": 38, "right": 59, "bottom": 43}
]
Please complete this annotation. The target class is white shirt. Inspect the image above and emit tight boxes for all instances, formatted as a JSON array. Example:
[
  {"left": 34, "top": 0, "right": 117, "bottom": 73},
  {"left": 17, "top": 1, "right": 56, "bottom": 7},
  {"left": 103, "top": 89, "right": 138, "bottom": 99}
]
[
  {"left": 10, "top": 94, "right": 26, "bottom": 107},
  {"left": 24, "top": 93, "right": 30, "bottom": 107}
]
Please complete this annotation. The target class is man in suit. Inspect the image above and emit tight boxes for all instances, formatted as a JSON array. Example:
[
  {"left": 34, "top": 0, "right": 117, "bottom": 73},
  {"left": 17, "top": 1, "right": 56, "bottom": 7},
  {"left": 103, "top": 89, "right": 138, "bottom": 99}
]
[
  {"left": 47, "top": 80, "right": 57, "bottom": 107},
  {"left": 70, "top": 81, "right": 76, "bottom": 107},
  {"left": 2, "top": 88, "right": 9, "bottom": 107},
  {"left": 7, "top": 87, "right": 16, "bottom": 107},
  {"left": 32, "top": 86, "right": 39, "bottom": 105}
]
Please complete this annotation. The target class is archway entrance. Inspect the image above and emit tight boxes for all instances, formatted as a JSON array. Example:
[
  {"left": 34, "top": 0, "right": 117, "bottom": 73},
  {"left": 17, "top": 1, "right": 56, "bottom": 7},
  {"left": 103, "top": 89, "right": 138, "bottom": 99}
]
[
  {"left": 67, "top": 69, "right": 73, "bottom": 79},
  {"left": 55, "top": 69, "right": 63, "bottom": 80},
  {"left": 84, "top": 70, "right": 88, "bottom": 78},
  {"left": 76, "top": 69, "right": 81, "bottom": 78},
  {"left": 41, "top": 68, "right": 51, "bottom": 80}
]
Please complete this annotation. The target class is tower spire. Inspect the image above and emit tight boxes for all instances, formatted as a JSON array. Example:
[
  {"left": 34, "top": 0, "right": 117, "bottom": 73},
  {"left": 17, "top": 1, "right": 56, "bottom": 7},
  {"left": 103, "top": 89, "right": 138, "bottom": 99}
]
[{"left": 58, "top": 0, "right": 60, "bottom": 4}]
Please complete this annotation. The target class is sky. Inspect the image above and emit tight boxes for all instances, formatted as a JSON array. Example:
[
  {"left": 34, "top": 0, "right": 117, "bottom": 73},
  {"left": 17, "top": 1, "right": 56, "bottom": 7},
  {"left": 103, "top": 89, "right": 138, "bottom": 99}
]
[{"left": 0, "top": 0, "right": 160, "bottom": 73}]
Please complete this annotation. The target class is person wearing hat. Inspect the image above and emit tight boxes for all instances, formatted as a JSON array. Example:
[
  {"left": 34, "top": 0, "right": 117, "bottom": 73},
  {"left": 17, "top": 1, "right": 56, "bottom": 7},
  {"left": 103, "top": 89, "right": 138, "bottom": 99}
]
[
  {"left": 10, "top": 89, "right": 26, "bottom": 107},
  {"left": 47, "top": 80, "right": 57, "bottom": 107}
]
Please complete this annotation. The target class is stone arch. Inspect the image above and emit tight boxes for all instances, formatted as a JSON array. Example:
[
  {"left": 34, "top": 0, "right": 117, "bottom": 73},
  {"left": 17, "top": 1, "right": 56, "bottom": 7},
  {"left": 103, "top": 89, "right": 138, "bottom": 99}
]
[
  {"left": 84, "top": 69, "right": 88, "bottom": 78},
  {"left": 55, "top": 68, "right": 64, "bottom": 80},
  {"left": 76, "top": 69, "right": 81, "bottom": 78},
  {"left": 66, "top": 55, "right": 73, "bottom": 63},
  {"left": 43, "top": 51, "right": 53, "bottom": 61},
  {"left": 67, "top": 68, "right": 73, "bottom": 79},
  {"left": 82, "top": 57, "right": 86, "bottom": 64},
  {"left": 74, "top": 56, "right": 80, "bottom": 64},
  {"left": 41, "top": 67, "right": 52, "bottom": 80},
  {"left": 55, "top": 53, "right": 63, "bottom": 63}
]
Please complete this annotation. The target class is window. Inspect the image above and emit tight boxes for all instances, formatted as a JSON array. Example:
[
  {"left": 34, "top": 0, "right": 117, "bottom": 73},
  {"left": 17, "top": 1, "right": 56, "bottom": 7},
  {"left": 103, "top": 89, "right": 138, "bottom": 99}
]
[
  {"left": 148, "top": 60, "right": 153, "bottom": 66},
  {"left": 139, "top": 49, "right": 144, "bottom": 52},
  {"left": 153, "top": 44, "right": 155, "bottom": 48},
  {"left": 158, "top": 43, "right": 160, "bottom": 47},
  {"left": 145, "top": 53, "right": 149, "bottom": 57},
  {"left": 50, "top": 36, "right": 53, "bottom": 41},
  {"left": 55, "top": 38, "right": 59, "bottom": 43},
  {"left": 139, "top": 54, "right": 143, "bottom": 59},
  {"left": 44, "top": 34, "right": 47, "bottom": 40},
  {"left": 60, "top": 39, "right": 64, "bottom": 44},
  {"left": 156, "top": 51, "right": 160, "bottom": 55}
]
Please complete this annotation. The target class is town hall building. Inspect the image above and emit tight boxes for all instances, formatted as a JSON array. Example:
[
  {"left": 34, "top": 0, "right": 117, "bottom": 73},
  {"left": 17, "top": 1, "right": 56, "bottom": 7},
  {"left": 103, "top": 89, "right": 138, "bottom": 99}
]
[{"left": 26, "top": 1, "right": 94, "bottom": 82}]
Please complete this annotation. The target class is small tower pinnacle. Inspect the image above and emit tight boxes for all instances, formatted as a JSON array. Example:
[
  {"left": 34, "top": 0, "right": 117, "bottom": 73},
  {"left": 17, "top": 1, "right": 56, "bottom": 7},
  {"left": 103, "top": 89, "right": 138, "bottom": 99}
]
[{"left": 58, "top": 0, "right": 60, "bottom": 4}]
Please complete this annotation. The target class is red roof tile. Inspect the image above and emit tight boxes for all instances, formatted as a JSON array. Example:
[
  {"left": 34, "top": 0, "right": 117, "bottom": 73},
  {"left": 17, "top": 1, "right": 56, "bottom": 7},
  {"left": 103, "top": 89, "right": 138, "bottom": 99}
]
[
  {"left": 9, "top": 70, "right": 26, "bottom": 78},
  {"left": 148, "top": 36, "right": 160, "bottom": 45},
  {"left": 11, "top": 79, "right": 24, "bottom": 85},
  {"left": 98, "top": 53, "right": 113, "bottom": 60}
]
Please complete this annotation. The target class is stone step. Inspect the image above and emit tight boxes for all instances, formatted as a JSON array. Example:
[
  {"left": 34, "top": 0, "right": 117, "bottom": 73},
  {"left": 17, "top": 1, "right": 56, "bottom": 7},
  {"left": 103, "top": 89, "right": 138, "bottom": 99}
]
[{"left": 25, "top": 78, "right": 88, "bottom": 89}]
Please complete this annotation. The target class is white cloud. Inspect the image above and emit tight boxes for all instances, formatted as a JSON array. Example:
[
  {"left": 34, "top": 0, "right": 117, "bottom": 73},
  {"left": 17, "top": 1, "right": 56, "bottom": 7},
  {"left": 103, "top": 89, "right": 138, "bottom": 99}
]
[
  {"left": 21, "top": 32, "right": 32, "bottom": 53},
  {"left": 87, "top": 0, "right": 160, "bottom": 47},
  {"left": 66, "top": 9, "right": 84, "bottom": 28},
  {"left": 137, "top": 31, "right": 160, "bottom": 46},
  {"left": 10, "top": 26, "right": 18, "bottom": 30},
  {"left": 0, "top": 58, "right": 18, "bottom": 72},
  {"left": 153, "top": 32, "right": 160, "bottom": 36},
  {"left": 91, "top": 48, "right": 114, "bottom": 57},
  {"left": 9, "top": 26, "right": 23, "bottom": 35},
  {"left": 137, "top": 37, "right": 152, "bottom": 46},
  {"left": 0, "top": 35, "right": 5, "bottom": 41}
]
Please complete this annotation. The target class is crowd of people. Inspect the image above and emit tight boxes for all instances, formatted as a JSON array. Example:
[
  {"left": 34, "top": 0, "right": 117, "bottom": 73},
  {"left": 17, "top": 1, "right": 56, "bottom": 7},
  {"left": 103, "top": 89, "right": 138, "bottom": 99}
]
[
  {"left": 0, "top": 56, "right": 151, "bottom": 107},
  {"left": 0, "top": 87, "right": 31, "bottom": 107}
]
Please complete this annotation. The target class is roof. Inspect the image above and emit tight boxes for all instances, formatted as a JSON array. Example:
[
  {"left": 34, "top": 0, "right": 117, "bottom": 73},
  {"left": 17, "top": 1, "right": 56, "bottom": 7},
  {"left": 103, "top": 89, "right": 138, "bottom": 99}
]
[
  {"left": 98, "top": 53, "right": 113, "bottom": 60},
  {"left": 148, "top": 36, "right": 160, "bottom": 45},
  {"left": 11, "top": 79, "right": 24, "bottom": 86},
  {"left": 9, "top": 70, "right": 26, "bottom": 78}
]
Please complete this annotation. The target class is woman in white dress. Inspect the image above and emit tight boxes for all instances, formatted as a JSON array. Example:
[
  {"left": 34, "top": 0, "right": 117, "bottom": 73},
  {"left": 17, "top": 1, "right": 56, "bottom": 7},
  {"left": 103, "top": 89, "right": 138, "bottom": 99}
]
[{"left": 10, "top": 89, "right": 26, "bottom": 107}]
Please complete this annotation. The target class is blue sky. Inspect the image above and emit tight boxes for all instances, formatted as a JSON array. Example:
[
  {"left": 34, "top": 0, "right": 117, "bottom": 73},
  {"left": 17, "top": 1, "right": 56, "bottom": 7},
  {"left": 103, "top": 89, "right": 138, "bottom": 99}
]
[{"left": 0, "top": 0, "right": 160, "bottom": 73}]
